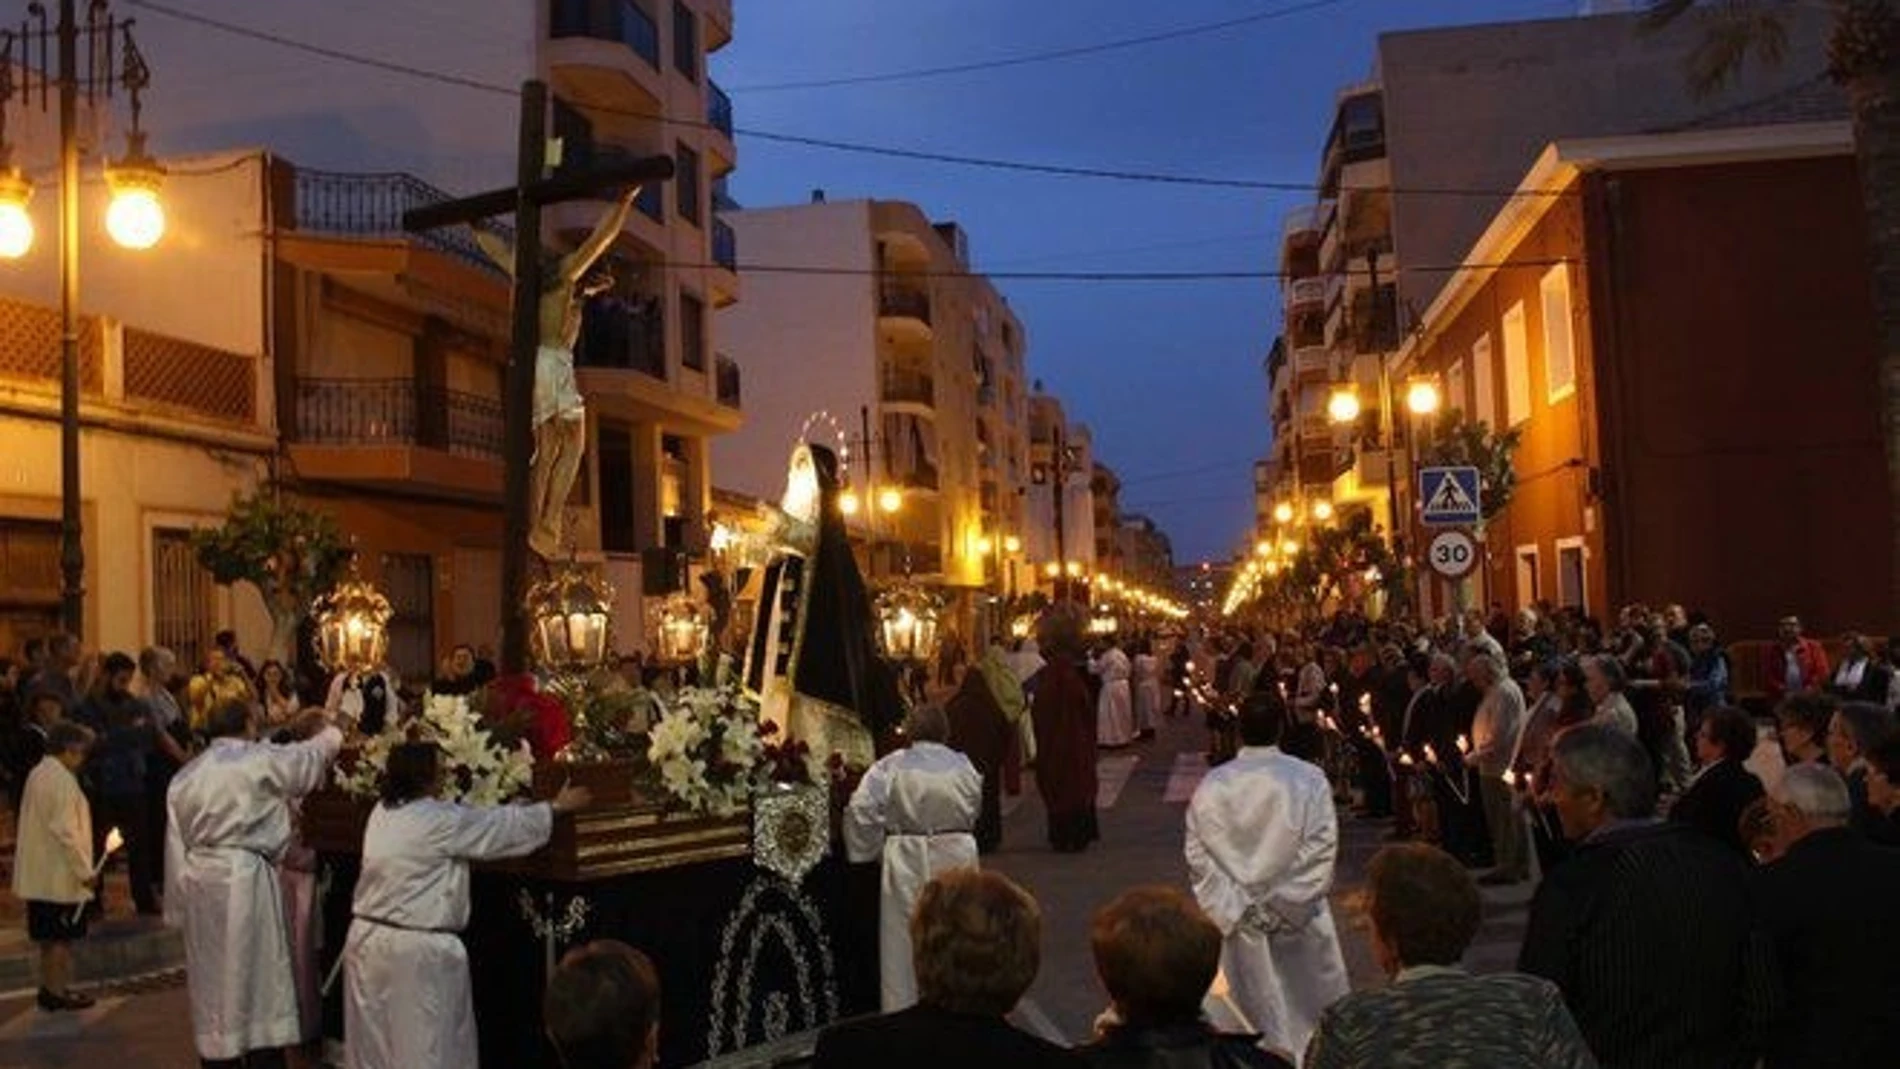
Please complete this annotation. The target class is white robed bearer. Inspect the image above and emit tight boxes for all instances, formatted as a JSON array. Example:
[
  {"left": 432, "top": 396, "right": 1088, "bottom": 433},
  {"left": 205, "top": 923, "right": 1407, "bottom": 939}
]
[
  {"left": 842, "top": 705, "right": 982, "bottom": 1011},
  {"left": 165, "top": 701, "right": 344, "bottom": 1067},
  {"left": 1185, "top": 689, "right": 1349, "bottom": 1060},
  {"left": 1095, "top": 639, "right": 1136, "bottom": 747},
  {"left": 343, "top": 741, "right": 591, "bottom": 1069}
]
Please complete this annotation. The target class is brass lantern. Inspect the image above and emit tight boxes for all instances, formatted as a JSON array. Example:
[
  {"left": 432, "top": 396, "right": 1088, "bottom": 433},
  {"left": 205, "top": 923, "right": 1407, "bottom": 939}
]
[
  {"left": 655, "top": 593, "right": 709, "bottom": 665},
  {"left": 312, "top": 577, "right": 393, "bottom": 674},
  {"left": 526, "top": 566, "right": 617, "bottom": 676},
  {"left": 875, "top": 582, "right": 944, "bottom": 664}
]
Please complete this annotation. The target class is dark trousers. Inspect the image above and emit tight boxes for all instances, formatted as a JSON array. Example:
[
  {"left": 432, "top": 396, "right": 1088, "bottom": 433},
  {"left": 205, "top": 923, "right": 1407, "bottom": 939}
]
[
  {"left": 99, "top": 792, "right": 158, "bottom": 913},
  {"left": 1432, "top": 769, "right": 1493, "bottom": 868},
  {"left": 1350, "top": 735, "right": 1393, "bottom": 817}
]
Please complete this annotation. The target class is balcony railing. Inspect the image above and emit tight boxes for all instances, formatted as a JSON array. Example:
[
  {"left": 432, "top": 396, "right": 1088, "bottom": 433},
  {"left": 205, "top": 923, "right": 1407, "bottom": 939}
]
[
  {"left": 880, "top": 368, "right": 935, "bottom": 407},
  {"left": 576, "top": 297, "right": 666, "bottom": 379},
  {"left": 1285, "top": 276, "right": 1326, "bottom": 309},
  {"left": 550, "top": 0, "right": 659, "bottom": 70},
  {"left": 877, "top": 280, "right": 932, "bottom": 325},
  {"left": 290, "top": 170, "right": 515, "bottom": 273},
  {"left": 712, "top": 217, "right": 736, "bottom": 270},
  {"left": 707, "top": 80, "right": 733, "bottom": 138},
  {"left": 715, "top": 353, "right": 741, "bottom": 408},
  {"left": 292, "top": 378, "right": 503, "bottom": 458}
]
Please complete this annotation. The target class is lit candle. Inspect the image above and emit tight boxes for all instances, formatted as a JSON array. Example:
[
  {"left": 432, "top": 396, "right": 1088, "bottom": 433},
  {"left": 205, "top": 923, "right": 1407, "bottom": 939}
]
[
  {"left": 1358, "top": 693, "right": 1372, "bottom": 715},
  {"left": 1398, "top": 752, "right": 1414, "bottom": 767},
  {"left": 1457, "top": 734, "right": 1471, "bottom": 755},
  {"left": 1424, "top": 743, "right": 1439, "bottom": 765},
  {"left": 1502, "top": 768, "right": 1517, "bottom": 788}
]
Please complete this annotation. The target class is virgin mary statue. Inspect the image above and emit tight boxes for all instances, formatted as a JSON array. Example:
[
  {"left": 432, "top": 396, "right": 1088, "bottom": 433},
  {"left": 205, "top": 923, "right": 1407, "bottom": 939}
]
[{"left": 744, "top": 441, "right": 904, "bottom": 766}]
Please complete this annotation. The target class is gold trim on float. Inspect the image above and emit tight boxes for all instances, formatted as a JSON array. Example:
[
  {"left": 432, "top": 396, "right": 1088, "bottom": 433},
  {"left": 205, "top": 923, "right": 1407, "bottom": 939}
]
[{"left": 575, "top": 826, "right": 751, "bottom": 859}]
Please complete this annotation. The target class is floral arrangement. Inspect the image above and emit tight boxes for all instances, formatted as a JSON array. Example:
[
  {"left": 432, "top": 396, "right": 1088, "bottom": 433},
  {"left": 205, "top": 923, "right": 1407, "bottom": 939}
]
[
  {"left": 335, "top": 693, "right": 535, "bottom": 807},
  {"left": 759, "top": 719, "right": 829, "bottom": 788},
  {"left": 644, "top": 685, "right": 776, "bottom": 817},
  {"left": 484, "top": 674, "right": 574, "bottom": 761}
]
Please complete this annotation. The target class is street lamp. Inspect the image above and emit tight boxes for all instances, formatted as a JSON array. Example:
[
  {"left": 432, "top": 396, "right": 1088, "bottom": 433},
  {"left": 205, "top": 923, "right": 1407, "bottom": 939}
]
[
  {"left": 1406, "top": 379, "right": 1442, "bottom": 416},
  {"left": 1326, "top": 386, "right": 1362, "bottom": 425},
  {"left": 0, "top": 1, "right": 163, "bottom": 636},
  {"left": 1311, "top": 500, "right": 1335, "bottom": 522},
  {"left": 838, "top": 487, "right": 861, "bottom": 516},
  {"left": 877, "top": 485, "right": 903, "bottom": 515},
  {"left": 1272, "top": 501, "right": 1294, "bottom": 525}
]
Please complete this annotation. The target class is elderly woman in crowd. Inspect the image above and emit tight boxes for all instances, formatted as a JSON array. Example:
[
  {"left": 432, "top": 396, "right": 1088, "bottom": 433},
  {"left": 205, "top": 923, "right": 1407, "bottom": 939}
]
[
  {"left": 812, "top": 869, "right": 1080, "bottom": 1069},
  {"left": 1306, "top": 844, "right": 1594, "bottom": 1068}
]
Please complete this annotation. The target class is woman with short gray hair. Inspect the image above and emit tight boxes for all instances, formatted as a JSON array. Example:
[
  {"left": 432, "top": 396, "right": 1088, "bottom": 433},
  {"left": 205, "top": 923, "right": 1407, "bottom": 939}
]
[{"left": 1582, "top": 656, "right": 1638, "bottom": 738}]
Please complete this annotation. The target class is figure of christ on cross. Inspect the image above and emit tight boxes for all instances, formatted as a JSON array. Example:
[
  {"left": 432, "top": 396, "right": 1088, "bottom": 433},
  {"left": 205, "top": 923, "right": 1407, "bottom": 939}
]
[{"left": 472, "top": 187, "right": 641, "bottom": 561}]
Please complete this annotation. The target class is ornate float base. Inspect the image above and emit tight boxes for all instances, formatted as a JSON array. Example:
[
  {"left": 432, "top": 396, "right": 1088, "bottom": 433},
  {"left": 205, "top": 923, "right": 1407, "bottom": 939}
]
[{"left": 304, "top": 767, "right": 877, "bottom": 1067}]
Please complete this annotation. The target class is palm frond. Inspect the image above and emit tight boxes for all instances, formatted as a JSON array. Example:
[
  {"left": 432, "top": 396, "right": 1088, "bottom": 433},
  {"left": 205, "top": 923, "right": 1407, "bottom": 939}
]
[{"left": 1648, "top": 0, "right": 1796, "bottom": 96}]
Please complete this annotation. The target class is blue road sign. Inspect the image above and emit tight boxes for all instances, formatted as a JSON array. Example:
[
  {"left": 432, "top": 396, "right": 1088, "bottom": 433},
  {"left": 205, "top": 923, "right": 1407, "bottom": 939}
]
[{"left": 1418, "top": 466, "right": 1482, "bottom": 526}]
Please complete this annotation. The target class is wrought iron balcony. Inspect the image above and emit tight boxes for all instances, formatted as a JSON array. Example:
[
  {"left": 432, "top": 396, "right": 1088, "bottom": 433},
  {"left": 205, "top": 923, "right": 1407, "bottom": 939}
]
[
  {"left": 550, "top": 0, "right": 659, "bottom": 69},
  {"left": 880, "top": 368, "right": 935, "bottom": 408},
  {"left": 707, "top": 80, "right": 733, "bottom": 138},
  {"left": 576, "top": 295, "right": 667, "bottom": 379},
  {"left": 291, "top": 378, "right": 503, "bottom": 459},
  {"left": 878, "top": 280, "right": 932, "bottom": 325},
  {"left": 289, "top": 170, "right": 515, "bottom": 273},
  {"left": 712, "top": 217, "right": 736, "bottom": 270}
]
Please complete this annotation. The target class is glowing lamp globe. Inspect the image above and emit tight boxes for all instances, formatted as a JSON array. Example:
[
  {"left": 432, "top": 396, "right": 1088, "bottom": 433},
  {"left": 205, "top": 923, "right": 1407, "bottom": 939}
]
[
  {"left": 106, "top": 186, "right": 164, "bottom": 250},
  {"left": 1272, "top": 501, "right": 1294, "bottom": 524},
  {"left": 1406, "top": 380, "right": 1442, "bottom": 416},
  {"left": 526, "top": 566, "right": 617, "bottom": 676},
  {"left": 877, "top": 486, "right": 904, "bottom": 514},
  {"left": 0, "top": 193, "right": 31, "bottom": 260},
  {"left": 1312, "top": 501, "right": 1335, "bottom": 522},
  {"left": 838, "top": 489, "right": 861, "bottom": 516},
  {"left": 1003, "top": 535, "right": 1022, "bottom": 554},
  {"left": 312, "top": 578, "right": 393, "bottom": 674},
  {"left": 1326, "top": 388, "right": 1362, "bottom": 425}
]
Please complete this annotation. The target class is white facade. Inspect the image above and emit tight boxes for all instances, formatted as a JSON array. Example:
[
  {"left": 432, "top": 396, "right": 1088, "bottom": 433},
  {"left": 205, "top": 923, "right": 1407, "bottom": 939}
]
[{"left": 713, "top": 200, "right": 878, "bottom": 501}]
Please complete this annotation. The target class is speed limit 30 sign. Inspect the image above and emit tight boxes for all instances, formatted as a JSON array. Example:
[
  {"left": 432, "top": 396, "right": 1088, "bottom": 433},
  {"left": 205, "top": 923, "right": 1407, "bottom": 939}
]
[{"left": 1427, "top": 529, "right": 1478, "bottom": 579}]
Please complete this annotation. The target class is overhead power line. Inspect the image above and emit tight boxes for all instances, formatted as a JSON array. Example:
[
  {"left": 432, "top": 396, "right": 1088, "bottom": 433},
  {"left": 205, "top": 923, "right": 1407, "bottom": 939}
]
[
  {"left": 127, "top": 0, "right": 1574, "bottom": 201},
  {"left": 726, "top": 0, "right": 1349, "bottom": 93},
  {"left": 689, "top": 257, "right": 1577, "bottom": 282}
]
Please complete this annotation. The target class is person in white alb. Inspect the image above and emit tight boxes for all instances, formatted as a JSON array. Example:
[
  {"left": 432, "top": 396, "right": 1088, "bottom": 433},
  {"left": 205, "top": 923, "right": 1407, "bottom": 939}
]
[
  {"left": 1095, "top": 639, "right": 1136, "bottom": 747},
  {"left": 1186, "top": 688, "right": 1349, "bottom": 1061},
  {"left": 166, "top": 699, "right": 343, "bottom": 1069},
  {"left": 843, "top": 704, "right": 983, "bottom": 1011},
  {"left": 343, "top": 742, "right": 591, "bottom": 1069}
]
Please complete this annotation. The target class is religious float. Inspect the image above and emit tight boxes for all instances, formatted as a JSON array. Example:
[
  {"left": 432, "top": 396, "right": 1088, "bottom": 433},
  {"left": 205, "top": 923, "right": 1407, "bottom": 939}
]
[{"left": 301, "top": 437, "right": 923, "bottom": 1067}]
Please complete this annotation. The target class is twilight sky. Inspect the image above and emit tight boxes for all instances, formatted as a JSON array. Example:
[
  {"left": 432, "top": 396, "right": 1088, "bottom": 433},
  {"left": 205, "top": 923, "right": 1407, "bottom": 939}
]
[{"left": 719, "top": 0, "right": 1584, "bottom": 565}]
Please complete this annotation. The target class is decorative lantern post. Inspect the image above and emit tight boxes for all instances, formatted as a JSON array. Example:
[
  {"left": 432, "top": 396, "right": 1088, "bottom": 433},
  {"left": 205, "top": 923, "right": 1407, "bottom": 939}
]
[
  {"left": 655, "top": 593, "right": 710, "bottom": 667},
  {"left": 312, "top": 575, "right": 394, "bottom": 675},
  {"left": 525, "top": 566, "right": 616, "bottom": 678},
  {"left": 875, "top": 583, "right": 944, "bottom": 665}
]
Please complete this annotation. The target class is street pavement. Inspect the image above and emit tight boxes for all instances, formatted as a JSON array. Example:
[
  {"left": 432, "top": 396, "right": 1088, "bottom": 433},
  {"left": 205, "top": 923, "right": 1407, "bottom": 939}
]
[{"left": 0, "top": 711, "right": 1538, "bottom": 1066}]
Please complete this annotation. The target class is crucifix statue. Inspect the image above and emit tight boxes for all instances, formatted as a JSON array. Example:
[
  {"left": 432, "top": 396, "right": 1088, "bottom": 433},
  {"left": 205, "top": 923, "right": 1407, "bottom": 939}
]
[{"left": 472, "top": 188, "right": 641, "bottom": 560}]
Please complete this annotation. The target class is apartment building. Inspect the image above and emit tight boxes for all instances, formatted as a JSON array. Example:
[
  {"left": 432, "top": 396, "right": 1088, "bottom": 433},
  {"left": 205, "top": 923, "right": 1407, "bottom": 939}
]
[
  {"left": 1024, "top": 393, "right": 1097, "bottom": 583},
  {"left": 1264, "top": 5, "right": 1837, "bottom": 556},
  {"left": 715, "top": 198, "right": 1031, "bottom": 638},
  {"left": 1395, "top": 121, "right": 1890, "bottom": 634},
  {"left": 1115, "top": 514, "right": 1175, "bottom": 592},
  {"left": 1091, "top": 462, "right": 1124, "bottom": 577},
  {"left": 0, "top": 1, "right": 740, "bottom": 676}
]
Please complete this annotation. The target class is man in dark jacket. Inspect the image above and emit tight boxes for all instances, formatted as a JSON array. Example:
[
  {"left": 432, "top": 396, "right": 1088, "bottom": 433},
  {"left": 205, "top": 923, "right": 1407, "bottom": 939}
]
[
  {"left": 1668, "top": 707, "right": 1765, "bottom": 856},
  {"left": 1756, "top": 764, "right": 1900, "bottom": 1068},
  {"left": 1520, "top": 724, "right": 1769, "bottom": 1068}
]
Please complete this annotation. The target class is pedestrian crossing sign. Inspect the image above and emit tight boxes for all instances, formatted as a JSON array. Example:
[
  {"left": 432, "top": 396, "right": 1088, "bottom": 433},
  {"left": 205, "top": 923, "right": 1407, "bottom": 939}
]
[{"left": 1418, "top": 465, "right": 1482, "bottom": 526}]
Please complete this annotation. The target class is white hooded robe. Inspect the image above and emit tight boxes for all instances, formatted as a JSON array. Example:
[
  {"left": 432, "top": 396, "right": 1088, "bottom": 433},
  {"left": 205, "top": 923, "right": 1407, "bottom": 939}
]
[
  {"left": 165, "top": 727, "right": 343, "bottom": 1061},
  {"left": 1185, "top": 743, "right": 1349, "bottom": 1060},
  {"left": 842, "top": 741, "right": 982, "bottom": 1011}
]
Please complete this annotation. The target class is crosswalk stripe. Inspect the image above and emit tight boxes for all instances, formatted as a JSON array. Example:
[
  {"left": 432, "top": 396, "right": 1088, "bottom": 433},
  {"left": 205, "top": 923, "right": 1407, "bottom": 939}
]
[
  {"left": 1097, "top": 754, "right": 1139, "bottom": 810},
  {"left": 1163, "top": 752, "right": 1208, "bottom": 803}
]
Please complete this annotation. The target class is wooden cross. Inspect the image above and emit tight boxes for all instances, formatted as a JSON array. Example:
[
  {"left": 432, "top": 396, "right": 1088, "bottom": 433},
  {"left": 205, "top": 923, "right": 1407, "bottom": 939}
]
[{"left": 401, "top": 81, "right": 673, "bottom": 673}]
